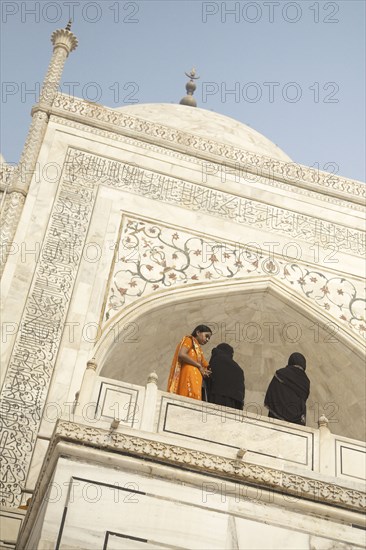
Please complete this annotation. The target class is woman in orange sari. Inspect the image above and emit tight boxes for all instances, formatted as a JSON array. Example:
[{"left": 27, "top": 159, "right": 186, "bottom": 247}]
[{"left": 167, "top": 325, "right": 212, "bottom": 400}]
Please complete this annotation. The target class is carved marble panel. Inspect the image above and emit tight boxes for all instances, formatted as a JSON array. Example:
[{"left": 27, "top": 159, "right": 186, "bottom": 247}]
[
  {"left": 0, "top": 166, "right": 98, "bottom": 506},
  {"left": 92, "top": 379, "right": 143, "bottom": 429},
  {"left": 64, "top": 148, "right": 365, "bottom": 259},
  {"left": 1, "top": 144, "right": 364, "bottom": 508},
  {"left": 158, "top": 399, "right": 314, "bottom": 470},
  {"left": 104, "top": 216, "right": 365, "bottom": 339},
  {"left": 53, "top": 95, "right": 365, "bottom": 203},
  {"left": 49, "top": 115, "right": 364, "bottom": 212},
  {"left": 335, "top": 439, "right": 366, "bottom": 481},
  {"left": 48, "top": 421, "right": 366, "bottom": 512}
]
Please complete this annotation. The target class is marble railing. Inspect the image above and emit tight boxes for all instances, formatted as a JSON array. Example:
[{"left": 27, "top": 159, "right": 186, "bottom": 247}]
[
  {"left": 8, "top": 372, "right": 365, "bottom": 550},
  {"left": 74, "top": 373, "right": 366, "bottom": 484}
]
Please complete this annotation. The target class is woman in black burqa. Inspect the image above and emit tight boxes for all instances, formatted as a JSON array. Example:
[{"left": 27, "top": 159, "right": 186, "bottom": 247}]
[
  {"left": 207, "top": 343, "right": 245, "bottom": 410},
  {"left": 264, "top": 352, "right": 310, "bottom": 425}
]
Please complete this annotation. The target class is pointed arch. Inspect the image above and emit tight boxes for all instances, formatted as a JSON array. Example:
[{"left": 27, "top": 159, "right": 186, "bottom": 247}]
[{"left": 94, "top": 276, "right": 365, "bottom": 371}]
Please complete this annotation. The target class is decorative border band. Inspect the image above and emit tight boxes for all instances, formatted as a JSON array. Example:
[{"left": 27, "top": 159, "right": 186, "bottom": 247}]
[
  {"left": 0, "top": 166, "right": 98, "bottom": 507},
  {"left": 65, "top": 148, "right": 365, "bottom": 258},
  {"left": 51, "top": 421, "right": 365, "bottom": 513},
  {"left": 49, "top": 115, "right": 364, "bottom": 213},
  {"left": 104, "top": 216, "right": 365, "bottom": 338},
  {"left": 51, "top": 94, "right": 365, "bottom": 203}
]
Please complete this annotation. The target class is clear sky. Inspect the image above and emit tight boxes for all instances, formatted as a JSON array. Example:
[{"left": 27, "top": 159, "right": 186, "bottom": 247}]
[{"left": 1, "top": 0, "right": 365, "bottom": 182}]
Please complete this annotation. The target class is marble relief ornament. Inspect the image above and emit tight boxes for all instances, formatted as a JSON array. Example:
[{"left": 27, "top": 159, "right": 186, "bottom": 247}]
[
  {"left": 105, "top": 218, "right": 365, "bottom": 339},
  {"left": 65, "top": 149, "right": 365, "bottom": 258},
  {"left": 53, "top": 94, "right": 365, "bottom": 203},
  {"left": 40, "top": 421, "right": 365, "bottom": 513},
  {"left": 50, "top": 115, "right": 364, "bottom": 213},
  {"left": 0, "top": 173, "right": 97, "bottom": 507},
  {"left": 0, "top": 163, "right": 16, "bottom": 188},
  {"left": 1, "top": 144, "right": 364, "bottom": 508}
]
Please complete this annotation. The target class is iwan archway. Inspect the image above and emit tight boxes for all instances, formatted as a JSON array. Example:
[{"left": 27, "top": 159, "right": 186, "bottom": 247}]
[{"left": 95, "top": 279, "right": 365, "bottom": 441}]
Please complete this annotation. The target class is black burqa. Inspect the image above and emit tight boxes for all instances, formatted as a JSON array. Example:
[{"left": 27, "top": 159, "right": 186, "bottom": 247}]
[
  {"left": 264, "top": 352, "right": 310, "bottom": 425},
  {"left": 207, "top": 343, "right": 245, "bottom": 410}
]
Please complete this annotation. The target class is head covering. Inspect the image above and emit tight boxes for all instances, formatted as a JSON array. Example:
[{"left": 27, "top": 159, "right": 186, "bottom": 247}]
[
  {"left": 214, "top": 343, "right": 234, "bottom": 357},
  {"left": 288, "top": 352, "right": 306, "bottom": 370},
  {"left": 264, "top": 354, "right": 310, "bottom": 425},
  {"left": 207, "top": 343, "right": 245, "bottom": 404}
]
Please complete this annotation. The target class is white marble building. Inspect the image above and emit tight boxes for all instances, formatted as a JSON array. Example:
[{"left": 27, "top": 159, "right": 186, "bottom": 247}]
[{"left": 0, "top": 24, "right": 365, "bottom": 549}]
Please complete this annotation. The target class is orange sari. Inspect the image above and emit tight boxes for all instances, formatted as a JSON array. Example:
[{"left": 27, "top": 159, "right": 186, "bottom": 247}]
[{"left": 167, "top": 336, "right": 209, "bottom": 400}]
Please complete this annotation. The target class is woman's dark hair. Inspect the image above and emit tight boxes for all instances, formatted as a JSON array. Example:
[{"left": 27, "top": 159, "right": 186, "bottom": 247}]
[{"left": 191, "top": 325, "right": 212, "bottom": 337}]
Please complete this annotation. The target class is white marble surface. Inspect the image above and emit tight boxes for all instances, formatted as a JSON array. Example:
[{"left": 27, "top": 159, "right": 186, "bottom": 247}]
[
  {"left": 335, "top": 438, "right": 366, "bottom": 481},
  {"left": 235, "top": 515, "right": 309, "bottom": 549},
  {"left": 61, "top": 483, "right": 228, "bottom": 550},
  {"left": 22, "top": 453, "right": 365, "bottom": 550},
  {"left": 1, "top": 95, "right": 365, "bottom": 519},
  {"left": 116, "top": 103, "right": 292, "bottom": 162},
  {"left": 0, "top": 507, "right": 25, "bottom": 546},
  {"left": 105, "top": 536, "right": 168, "bottom": 549},
  {"left": 90, "top": 377, "right": 144, "bottom": 428},
  {"left": 158, "top": 396, "right": 313, "bottom": 469},
  {"left": 25, "top": 438, "right": 50, "bottom": 491}
]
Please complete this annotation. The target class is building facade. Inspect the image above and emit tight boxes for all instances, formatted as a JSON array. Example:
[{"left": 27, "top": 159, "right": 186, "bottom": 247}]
[{"left": 0, "top": 25, "right": 365, "bottom": 549}]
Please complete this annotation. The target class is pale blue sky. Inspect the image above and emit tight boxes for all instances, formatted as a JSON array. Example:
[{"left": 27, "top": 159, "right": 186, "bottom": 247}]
[{"left": 1, "top": 0, "right": 365, "bottom": 181}]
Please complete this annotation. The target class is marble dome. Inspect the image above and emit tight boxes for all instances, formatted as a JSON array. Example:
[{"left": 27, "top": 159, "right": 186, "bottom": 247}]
[{"left": 115, "top": 103, "right": 292, "bottom": 162}]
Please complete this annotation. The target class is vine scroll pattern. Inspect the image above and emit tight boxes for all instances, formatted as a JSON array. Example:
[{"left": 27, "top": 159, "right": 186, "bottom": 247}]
[{"left": 106, "top": 218, "right": 365, "bottom": 339}]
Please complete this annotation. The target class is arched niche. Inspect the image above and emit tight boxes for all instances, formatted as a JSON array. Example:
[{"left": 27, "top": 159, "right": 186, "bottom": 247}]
[{"left": 95, "top": 279, "right": 365, "bottom": 441}]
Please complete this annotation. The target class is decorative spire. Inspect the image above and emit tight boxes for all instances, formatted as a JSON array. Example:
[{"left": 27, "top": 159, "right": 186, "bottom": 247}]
[
  {"left": 1, "top": 22, "right": 79, "bottom": 277},
  {"left": 180, "top": 68, "right": 199, "bottom": 107},
  {"left": 51, "top": 22, "right": 78, "bottom": 55},
  {"left": 37, "top": 25, "right": 77, "bottom": 106}
]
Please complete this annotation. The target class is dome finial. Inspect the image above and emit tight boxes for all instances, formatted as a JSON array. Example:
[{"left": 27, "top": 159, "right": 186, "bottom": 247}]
[
  {"left": 65, "top": 19, "right": 72, "bottom": 31},
  {"left": 180, "top": 68, "right": 200, "bottom": 107}
]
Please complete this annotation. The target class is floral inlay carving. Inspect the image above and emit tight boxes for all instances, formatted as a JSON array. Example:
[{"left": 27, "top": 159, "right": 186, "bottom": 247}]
[{"left": 105, "top": 218, "right": 365, "bottom": 339}]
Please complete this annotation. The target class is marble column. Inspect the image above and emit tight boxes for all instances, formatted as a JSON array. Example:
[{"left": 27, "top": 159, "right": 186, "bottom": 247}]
[{"left": 0, "top": 24, "right": 78, "bottom": 277}]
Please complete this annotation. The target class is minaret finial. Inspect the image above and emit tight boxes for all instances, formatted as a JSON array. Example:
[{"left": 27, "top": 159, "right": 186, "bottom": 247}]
[
  {"left": 50, "top": 22, "right": 78, "bottom": 54},
  {"left": 180, "top": 68, "right": 200, "bottom": 107}
]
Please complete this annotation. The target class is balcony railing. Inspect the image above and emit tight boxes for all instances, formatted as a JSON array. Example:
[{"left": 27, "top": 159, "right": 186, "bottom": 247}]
[{"left": 71, "top": 370, "right": 366, "bottom": 484}]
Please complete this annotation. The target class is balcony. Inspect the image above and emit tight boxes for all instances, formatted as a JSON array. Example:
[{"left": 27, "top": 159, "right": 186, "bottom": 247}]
[{"left": 9, "top": 373, "right": 366, "bottom": 550}]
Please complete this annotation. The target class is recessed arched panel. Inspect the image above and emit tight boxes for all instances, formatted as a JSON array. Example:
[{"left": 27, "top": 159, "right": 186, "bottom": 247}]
[{"left": 95, "top": 279, "right": 365, "bottom": 441}]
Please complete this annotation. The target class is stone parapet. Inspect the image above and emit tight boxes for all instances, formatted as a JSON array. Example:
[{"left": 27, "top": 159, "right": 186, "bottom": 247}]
[{"left": 15, "top": 415, "right": 366, "bottom": 550}]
